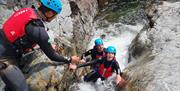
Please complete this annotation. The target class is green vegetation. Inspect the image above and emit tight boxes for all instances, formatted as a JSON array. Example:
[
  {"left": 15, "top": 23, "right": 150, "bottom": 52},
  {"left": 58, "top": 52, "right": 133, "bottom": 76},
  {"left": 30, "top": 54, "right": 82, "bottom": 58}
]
[{"left": 97, "top": 1, "right": 142, "bottom": 23}]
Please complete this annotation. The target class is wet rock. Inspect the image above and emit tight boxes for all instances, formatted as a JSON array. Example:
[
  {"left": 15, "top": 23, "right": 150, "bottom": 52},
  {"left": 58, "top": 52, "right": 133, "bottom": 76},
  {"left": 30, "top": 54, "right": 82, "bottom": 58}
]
[
  {"left": 123, "top": 1, "right": 180, "bottom": 91},
  {"left": 95, "top": 0, "right": 152, "bottom": 26},
  {"left": 98, "top": 0, "right": 109, "bottom": 9},
  {"left": 0, "top": 0, "right": 98, "bottom": 90}
]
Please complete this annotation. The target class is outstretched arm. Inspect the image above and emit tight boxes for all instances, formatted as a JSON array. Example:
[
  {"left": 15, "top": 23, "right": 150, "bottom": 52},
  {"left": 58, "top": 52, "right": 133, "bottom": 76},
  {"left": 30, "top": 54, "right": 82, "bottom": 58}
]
[
  {"left": 81, "top": 49, "right": 93, "bottom": 60},
  {"left": 114, "top": 61, "right": 122, "bottom": 75},
  {"left": 113, "top": 61, "right": 126, "bottom": 86},
  {"left": 26, "top": 20, "right": 71, "bottom": 64},
  {"left": 77, "top": 59, "right": 97, "bottom": 68}
]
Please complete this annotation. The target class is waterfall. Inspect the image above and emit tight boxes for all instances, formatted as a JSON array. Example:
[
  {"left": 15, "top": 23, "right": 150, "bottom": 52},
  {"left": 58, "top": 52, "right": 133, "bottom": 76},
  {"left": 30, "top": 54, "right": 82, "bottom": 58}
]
[{"left": 70, "top": 22, "right": 143, "bottom": 91}]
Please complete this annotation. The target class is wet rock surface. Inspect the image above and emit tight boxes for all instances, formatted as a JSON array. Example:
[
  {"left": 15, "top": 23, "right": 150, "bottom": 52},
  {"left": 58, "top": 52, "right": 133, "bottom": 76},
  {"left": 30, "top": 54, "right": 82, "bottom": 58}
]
[
  {"left": 124, "top": 1, "right": 180, "bottom": 91},
  {"left": 0, "top": 0, "right": 180, "bottom": 91},
  {"left": 0, "top": 0, "right": 98, "bottom": 90}
]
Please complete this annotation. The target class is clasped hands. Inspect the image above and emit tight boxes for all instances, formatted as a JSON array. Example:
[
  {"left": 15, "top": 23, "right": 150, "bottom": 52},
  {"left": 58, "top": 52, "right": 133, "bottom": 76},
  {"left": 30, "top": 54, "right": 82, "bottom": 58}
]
[{"left": 68, "top": 56, "right": 86, "bottom": 71}]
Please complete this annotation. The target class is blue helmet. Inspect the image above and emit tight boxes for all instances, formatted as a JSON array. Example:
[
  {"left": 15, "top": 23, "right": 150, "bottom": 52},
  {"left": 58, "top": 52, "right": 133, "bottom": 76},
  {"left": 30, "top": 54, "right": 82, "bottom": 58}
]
[
  {"left": 95, "top": 38, "right": 103, "bottom": 46},
  {"left": 106, "top": 46, "right": 116, "bottom": 54},
  {"left": 40, "top": 0, "right": 62, "bottom": 14}
]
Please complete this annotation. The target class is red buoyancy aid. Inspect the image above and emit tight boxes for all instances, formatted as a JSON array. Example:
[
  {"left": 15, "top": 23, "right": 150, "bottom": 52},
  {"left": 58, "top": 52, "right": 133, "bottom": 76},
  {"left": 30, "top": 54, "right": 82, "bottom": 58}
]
[
  {"left": 95, "top": 52, "right": 106, "bottom": 60},
  {"left": 94, "top": 46, "right": 106, "bottom": 60},
  {"left": 2, "top": 8, "right": 38, "bottom": 43},
  {"left": 98, "top": 60, "right": 114, "bottom": 79}
]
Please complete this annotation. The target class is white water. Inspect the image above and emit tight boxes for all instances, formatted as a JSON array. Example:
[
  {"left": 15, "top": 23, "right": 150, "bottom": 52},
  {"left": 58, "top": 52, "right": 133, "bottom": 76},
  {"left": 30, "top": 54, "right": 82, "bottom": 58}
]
[
  {"left": 71, "top": 23, "right": 143, "bottom": 91},
  {"left": 88, "top": 23, "right": 143, "bottom": 71}
]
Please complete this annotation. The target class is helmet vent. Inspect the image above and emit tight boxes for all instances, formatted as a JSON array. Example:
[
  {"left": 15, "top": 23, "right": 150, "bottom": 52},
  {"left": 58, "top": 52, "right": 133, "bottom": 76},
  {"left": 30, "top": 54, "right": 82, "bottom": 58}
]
[
  {"left": 47, "top": 2, "right": 50, "bottom": 5},
  {"left": 40, "top": 0, "right": 62, "bottom": 14}
]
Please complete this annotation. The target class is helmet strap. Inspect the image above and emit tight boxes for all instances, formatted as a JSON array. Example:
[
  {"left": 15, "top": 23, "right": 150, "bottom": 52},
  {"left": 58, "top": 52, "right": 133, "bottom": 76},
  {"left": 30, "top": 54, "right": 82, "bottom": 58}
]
[
  {"left": 37, "top": 10, "right": 48, "bottom": 21},
  {"left": 38, "top": 9, "right": 57, "bottom": 22},
  {"left": 38, "top": 4, "right": 57, "bottom": 21}
]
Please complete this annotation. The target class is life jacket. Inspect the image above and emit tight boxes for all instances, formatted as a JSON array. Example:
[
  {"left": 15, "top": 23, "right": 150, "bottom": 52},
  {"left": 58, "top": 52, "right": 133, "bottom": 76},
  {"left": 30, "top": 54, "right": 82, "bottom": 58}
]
[
  {"left": 98, "top": 59, "right": 114, "bottom": 79},
  {"left": 95, "top": 52, "right": 106, "bottom": 60},
  {"left": 2, "top": 8, "right": 38, "bottom": 43},
  {"left": 93, "top": 46, "right": 106, "bottom": 60}
]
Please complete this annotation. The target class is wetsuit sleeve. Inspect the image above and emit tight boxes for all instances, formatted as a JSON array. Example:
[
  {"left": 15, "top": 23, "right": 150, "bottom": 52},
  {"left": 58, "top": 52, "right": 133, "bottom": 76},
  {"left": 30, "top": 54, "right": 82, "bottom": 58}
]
[
  {"left": 77, "top": 59, "right": 98, "bottom": 68},
  {"left": 114, "top": 61, "right": 122, "bottom": 75},
  {"left": 25, "top": 20, "right": 70, "bottom": 64},
  {"left": 81, "top": 49, "right": 93, "bottom": 59}
]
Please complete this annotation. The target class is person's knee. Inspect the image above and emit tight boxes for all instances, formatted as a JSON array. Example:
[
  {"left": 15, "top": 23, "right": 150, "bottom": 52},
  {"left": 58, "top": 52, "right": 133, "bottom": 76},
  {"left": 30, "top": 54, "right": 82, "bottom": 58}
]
[
  {"left": 0, "top": 64, "right": 13, "bottom": 75},
  {"left": 5, "top": 84, "right": 28, "bottom": 91},
  {"left": 84, "top": 71, "right": 99, "bottom": 82},
  {"left": 84, "top": 76, "right": 88, "bottom": 82},
  {"left": 17, "top": 84, "right": 29, "bottom": 91},
  {"left": 100, "top": 77, "right": 105, "bottom": 81},
  {"left": 84, "top": 73, "right": 91, "bottom": 82},
  {"left": 0, "top": 65, "right": 29, "bottom": 91},
  {"left": 0, "top": 63, "right": 7, "bottom": 70}
]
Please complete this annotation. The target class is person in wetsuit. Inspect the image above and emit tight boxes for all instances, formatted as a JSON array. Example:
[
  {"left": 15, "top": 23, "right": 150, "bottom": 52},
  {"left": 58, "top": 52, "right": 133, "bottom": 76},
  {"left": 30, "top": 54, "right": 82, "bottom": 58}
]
[
  {"left": 81, "top": 38, "right": 106, "bottom": 61},
  {"left": 0, "top": 0, "right": 80, "bottom": 91},
  {"left": 78, "top": 46, "right": 123, "bottom": 85},
  {"left": 80, "top": 38, "right": 106, "bottom": 72}
]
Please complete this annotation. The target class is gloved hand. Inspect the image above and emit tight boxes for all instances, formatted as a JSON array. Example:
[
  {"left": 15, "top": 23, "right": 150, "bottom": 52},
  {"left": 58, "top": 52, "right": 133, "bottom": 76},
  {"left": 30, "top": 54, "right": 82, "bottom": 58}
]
[
  {"left": 116, "top": 75, "right": 127, "bottom": 88},
  {"left": 70, "top": 56, "right": 80, "bottom": 64}
]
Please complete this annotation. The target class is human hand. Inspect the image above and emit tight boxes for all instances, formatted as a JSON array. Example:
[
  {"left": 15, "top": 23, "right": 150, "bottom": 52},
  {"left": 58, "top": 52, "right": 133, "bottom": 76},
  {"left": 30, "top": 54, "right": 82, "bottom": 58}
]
[
  {"left": 116, "top": 75, "right": 121, "bottom": 84},
  {"left": 79, "top": 59, "right": 86, "bottom": 63},
  {"left": 70, "top": 56, "right": 80, "bottom": 64},
  {"left": 69, "top": 63, "right": 77, "bottom": 70},
  {"left": 116, "top": 75, "right": 127, "bottom": 88},
  {"left": 51, "top": 44, "right": 57, "bottom": 51}
]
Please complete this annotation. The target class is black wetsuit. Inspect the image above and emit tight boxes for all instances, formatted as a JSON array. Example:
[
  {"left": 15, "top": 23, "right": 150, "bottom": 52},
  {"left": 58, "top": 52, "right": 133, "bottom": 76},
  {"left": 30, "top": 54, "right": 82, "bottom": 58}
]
[
  {"left": 0, "top": 10, "right": 70, "bottom": 91},
  {"left": 81, "top": 47, "right": 106, "bottom": 70},
  {"left": 82, "top": 48, "right": 106, "bottom": 61},
  {"left": 0, "top": 19, "right": 70, "bottom": 64},
  {"left": 77, "top": 57, "right": 121, "bottom": 82}
]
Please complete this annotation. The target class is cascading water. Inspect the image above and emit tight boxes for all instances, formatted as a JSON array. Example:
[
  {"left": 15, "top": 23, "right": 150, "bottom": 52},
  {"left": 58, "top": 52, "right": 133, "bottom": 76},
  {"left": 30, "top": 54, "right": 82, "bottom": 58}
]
[{"left": 70, "top": 22, "right": 143, "bottom": 91}]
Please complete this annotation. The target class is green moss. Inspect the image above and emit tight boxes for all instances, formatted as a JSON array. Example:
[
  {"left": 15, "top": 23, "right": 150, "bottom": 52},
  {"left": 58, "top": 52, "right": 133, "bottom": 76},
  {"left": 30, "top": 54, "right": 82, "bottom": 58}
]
[{"left": 99, "top": 1, "right": 141, "bottom": 23}]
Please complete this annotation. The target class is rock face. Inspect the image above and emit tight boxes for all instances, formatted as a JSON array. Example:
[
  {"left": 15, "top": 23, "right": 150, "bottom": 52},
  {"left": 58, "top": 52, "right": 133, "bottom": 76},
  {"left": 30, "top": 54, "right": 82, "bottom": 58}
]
[
  {"left": 1, "top": 0, "right": 180, "bottom": 91},
  {"left": 123, "top": 1, "right": 180, "bottom": 91},
  {"left": 0, "top": 0, "right": 98, "bottom": 90}
]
